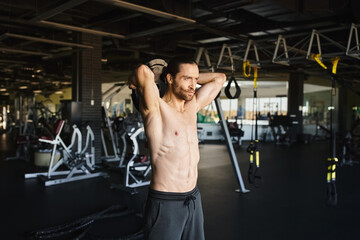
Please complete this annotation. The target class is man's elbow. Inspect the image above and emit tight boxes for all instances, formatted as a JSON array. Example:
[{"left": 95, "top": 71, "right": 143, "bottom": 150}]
[
  {"left": 136, "top": 65, "right": 154, "bottom": 85},
  {"left": 216, "top": 73, "right": 226, "bottom": 84}
]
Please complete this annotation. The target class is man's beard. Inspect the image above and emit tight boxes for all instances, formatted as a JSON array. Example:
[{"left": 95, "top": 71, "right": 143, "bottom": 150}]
[{"left": 172, "top": 84, "right": 194, "bottom": 101}]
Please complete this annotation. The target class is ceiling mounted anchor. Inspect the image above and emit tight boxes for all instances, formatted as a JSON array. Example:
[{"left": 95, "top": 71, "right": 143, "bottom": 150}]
[
  {"left": 216, "top": 44, "right": 235, "bottom": 72},
  {"left": 243, "top": 39, "right": 260, "bottom": 68},
  {"left": 346, "top": 23, "right": 360, "bottom": 60},
  {"left": 272, "top": 35, "right": 290, "bottom": 66}
]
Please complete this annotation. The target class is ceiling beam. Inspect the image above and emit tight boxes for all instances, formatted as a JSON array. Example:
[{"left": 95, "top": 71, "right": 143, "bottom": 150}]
[
  {"left": 0, "top": 47, "right": 51, "bottom": 56},
  {"left": 98, "top": 0, "right": 196, "bottom": 23},
  {"left": 124, "top": 23, "right": 188, "bottom": 40},
  {"left": 38, "top": 20, "right": 125, "bottom": 39},
  {"left": 30, "top": 0, "right": 89, "bottom": 22},
  {"left": 5, "top": 33, "right": 93, "bottom": 49}
]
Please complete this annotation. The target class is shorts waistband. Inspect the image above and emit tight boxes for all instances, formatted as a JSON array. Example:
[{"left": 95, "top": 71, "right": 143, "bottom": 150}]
[{"left": 148, "top": 186, "right": 199, "bottom": 201}]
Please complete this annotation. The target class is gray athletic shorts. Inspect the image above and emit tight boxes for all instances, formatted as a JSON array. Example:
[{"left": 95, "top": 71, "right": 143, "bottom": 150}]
[{"left": 143, "top": 186, "right": 205, "bottom": 240}]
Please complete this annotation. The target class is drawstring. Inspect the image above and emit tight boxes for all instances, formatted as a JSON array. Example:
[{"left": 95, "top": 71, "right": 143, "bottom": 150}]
[{"left": 184, "top": 196, "right": 196, "bottom": 210}]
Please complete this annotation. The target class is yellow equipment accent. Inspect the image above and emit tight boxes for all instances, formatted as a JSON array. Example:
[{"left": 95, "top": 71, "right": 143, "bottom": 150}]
[
  {"left": 253, "top": 67, "right": 258, "bottom": 89},
  {"left": 310, "top": 53, "right": 328, "bottom": 70},
  {"left": 250, "top": 152, "right": 254, "bottom": 163},
  {"left": 331, "top": 57, "right": 340, "bottom": 74},
  {"left": 256, "top": 151, "right": 260, "bottom": 167},
  {"left": 243, "top": 60, "right": 251, "bottom": 77}
]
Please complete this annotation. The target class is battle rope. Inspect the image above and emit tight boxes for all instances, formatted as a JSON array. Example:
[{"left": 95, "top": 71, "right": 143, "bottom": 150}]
[{"left": 26, "top": 205, "right": 138, "bottom": 240}]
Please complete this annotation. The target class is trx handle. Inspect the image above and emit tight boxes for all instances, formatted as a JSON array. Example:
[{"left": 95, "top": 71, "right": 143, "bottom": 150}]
[
  {"left": 310, "top": 54, "right": 341, "bottom": 75},
  {"left": 224, "top": 75, "right": 241, "bottom": 99},
  {"left": 326, "top": 157, "right": 338, "bottom": 183},
  {"left": 243, "top": 60, "right": 251, "bottom": 77},
  {"left": 309, "top": 53, "right": 327, "bottom": 70},
  {"left": 326, "top": 157, "right": 338, "bottom": 206},
  {"left": 331, "top": 57, "right": 340, "bottom": 74},
  {"left": 247, "top": 142, "right": 256, "bottom": 184}
]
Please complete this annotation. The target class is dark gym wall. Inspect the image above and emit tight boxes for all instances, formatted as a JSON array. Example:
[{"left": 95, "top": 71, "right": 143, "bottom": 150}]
[{"left": 79, "top": 33, "right": 103, "bottom": 162}]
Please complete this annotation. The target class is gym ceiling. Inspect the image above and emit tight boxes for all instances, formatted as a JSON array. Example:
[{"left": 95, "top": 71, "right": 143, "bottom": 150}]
[{"left": 0, "top": 0, "right": 359, "bottom": 96}]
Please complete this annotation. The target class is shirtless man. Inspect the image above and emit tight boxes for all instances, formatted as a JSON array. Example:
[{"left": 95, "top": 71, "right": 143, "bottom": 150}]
[{"left": 128, "top": 56, "right": 226, "bottom": 240}]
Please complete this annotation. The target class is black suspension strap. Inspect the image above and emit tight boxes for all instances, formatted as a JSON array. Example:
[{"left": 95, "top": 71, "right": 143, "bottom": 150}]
[
  {"left": 309, "top": 54, "right": 340, "bottom": 206},
  {"left": 224, "top": 74, "right": 241, "bottom": 99},
  {"left": 326, "top": 57, "right": 340, "bottom": 206},
  {"left": 253, "top": 68, "right": 262, "bottom": 186},
  {"left": 247, "top": 67, "right": 261, "bottom": 186}
]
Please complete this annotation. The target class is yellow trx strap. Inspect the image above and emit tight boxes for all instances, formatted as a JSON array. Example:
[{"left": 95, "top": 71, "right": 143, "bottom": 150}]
[
  {"left": 253, "top": 67, "right": 258, "bottom": 89},
  {"left": 331, "top": 57, "right": 340, "bottom": 74},
  {"left": 255, "top": 140, "right": 260, "bottom": 168},
  {"left": 310, "top": 53, "right": 327, "bottom": 70},
  {"left": 243, "top": 60, "right": 251, "bottom": 78}
]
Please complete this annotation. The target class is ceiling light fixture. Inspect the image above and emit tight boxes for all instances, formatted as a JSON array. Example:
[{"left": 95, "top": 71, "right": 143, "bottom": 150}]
[
  {"left": 19, "top": 86, "right": 28, "bottom": 89},
  {"left": 197, "top": 37, "right": 230, "bottom": 44}
]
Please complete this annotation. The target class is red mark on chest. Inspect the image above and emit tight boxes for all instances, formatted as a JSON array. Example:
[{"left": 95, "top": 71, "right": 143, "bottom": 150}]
[{"left": 175, "top": 131, "right": 179, "bottom": 136}]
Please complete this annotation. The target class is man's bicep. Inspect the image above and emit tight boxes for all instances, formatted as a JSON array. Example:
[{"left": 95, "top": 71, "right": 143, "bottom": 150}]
[{"left": 195, "top": 82, "right": 222, "bottom": 111}]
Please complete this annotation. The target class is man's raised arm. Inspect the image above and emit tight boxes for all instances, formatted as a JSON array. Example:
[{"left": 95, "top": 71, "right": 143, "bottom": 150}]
[
  {"left": 195, "top": 72, "right": 226, "bottom": 111},
  {"left": 128, "top": 65, "right": 160, "bottom": 116}
]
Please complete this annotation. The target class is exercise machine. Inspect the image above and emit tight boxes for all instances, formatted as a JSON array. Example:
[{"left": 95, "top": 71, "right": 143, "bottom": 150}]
[
  {"left": 101, "top": 83, "right": 127, "bottom": 163},
  {"left": 110, "top": 113, "right": 151, "bottom": 194},
  {"left": 25, "top": 120, "right": 107, "bottom": 186},
  {"left": 340, "top": 107, "right": 360, "bottom": 165},
  {"left": 268, "top": 115, "right": 297, "bottom": 146},
  {"left": 5, "top": 93, "right": 38, "bottom": 162}
]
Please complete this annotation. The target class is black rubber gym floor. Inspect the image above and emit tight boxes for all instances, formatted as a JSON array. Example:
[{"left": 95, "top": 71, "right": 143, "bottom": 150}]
[{"left": 1, "top": 134, "right": 360, "bottom": 240}]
